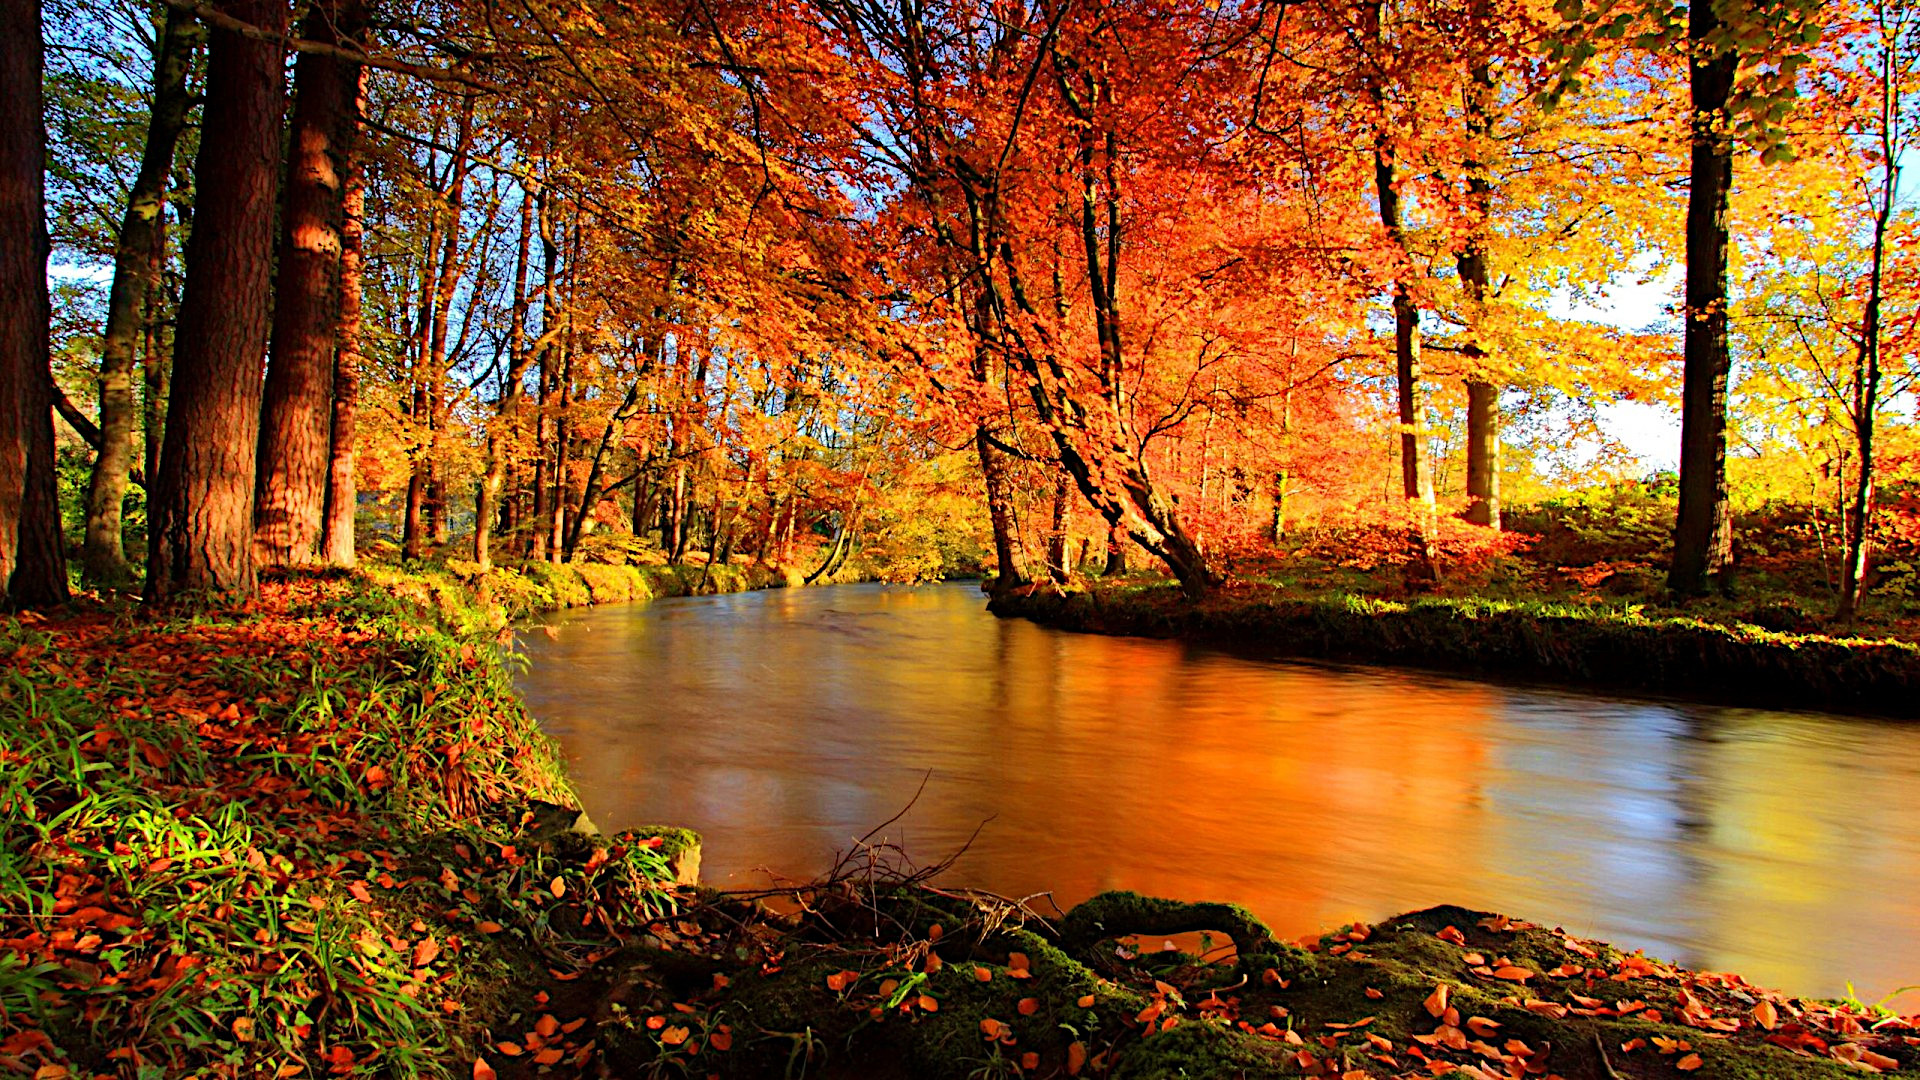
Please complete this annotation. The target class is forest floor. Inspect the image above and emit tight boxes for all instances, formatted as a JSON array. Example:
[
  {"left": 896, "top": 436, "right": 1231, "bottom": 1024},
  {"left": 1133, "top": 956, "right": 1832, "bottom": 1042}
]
[{"left": 3, "top": 566, "right": 1918, "bottom": 1080}]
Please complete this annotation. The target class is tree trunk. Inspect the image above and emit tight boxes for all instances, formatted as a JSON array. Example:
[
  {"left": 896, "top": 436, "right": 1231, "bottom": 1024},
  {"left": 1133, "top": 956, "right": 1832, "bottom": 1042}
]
[
  {"left": 1458, "top": 57, "right": 1501, "bottom": 530},
  {"left": 255, "top": 0, "right": 363, "bottom": 567},
  {"left": 476, "top": 178, "right": 538, "bottom": 572},
  {"left": 975, "top": 426, "right": 1028, "bottom": 591},
  {"left": 1102, "top": 518, "right": 1127, "bottom": 576},
  {"left": 146, "top": 0, "right": 289, "bottom": 604},
  {"left": 1046, "top": 469, "right": 1071, "bottom": 584},
  {"left": 319, "top": 114, "right": 366, "bottom": 567},
  {"left": 83, "top": 5, "right": 199, "bottom": 582},
  {"left": 566, "top": 381, "right": 641, "bottom": 560},
  {"left": 142, "top": 285, "right": 167, "bottom": 482},
  {"left": 0, "top": 0, "right": 43, "bottom": 605},
  {"left": 1669, "top": 1, "right": 1739, "bottom": 596},
  {"left": 1839, "top": 36, "right": 1901, "bottom": 621}
]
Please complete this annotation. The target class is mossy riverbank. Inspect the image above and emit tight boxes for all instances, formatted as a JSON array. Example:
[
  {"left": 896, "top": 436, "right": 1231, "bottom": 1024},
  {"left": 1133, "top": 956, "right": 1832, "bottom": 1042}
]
[
  {"left": 4, "top": 568, "right": 1916, "bottom": 1079},
  {"left": 987, "top": 580, "right": 1920, "bottom": 717}
]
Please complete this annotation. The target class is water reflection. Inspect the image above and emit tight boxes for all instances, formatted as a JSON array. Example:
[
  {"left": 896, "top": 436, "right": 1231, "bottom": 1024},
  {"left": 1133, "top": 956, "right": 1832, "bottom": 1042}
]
[{"left": 515, "top": 582, "right": 1920, "bottom": 1005}]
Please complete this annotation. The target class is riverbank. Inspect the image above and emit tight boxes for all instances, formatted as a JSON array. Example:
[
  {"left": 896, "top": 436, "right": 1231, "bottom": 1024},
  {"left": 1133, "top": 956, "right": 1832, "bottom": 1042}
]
[
  {"left": 987, "top": 579, "right": 1920, "bottom": 717},
  {"left": 3, "top": 569, "right": 1916, "bottom": 1079}
]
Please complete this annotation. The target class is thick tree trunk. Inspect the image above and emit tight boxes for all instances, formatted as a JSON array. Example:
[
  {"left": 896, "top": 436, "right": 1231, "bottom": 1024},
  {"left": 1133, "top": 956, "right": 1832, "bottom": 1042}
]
[
  {"left": 319, "top": 128, "right": 365, "bottom": 567},
  {"left": 1102, "top": 519, "right": 1127, "bottom": 576},
  {"left": 0, "top": 0, "right": 44, "bottom": 605},
  {"left": 0, "top": 0, "right": 67, "bottom": 609},
  {"left": 255, "top": 0, "right": 363, "bottom": 567},
  {"left": 1670, "top": 3, "right": 1739, "bottom": 596},
  {"left": 146, "top": 0, "right": 289, "bottom": 604},
  {"left": 83, "top": 5, "right": 199, "bottom": 582}
]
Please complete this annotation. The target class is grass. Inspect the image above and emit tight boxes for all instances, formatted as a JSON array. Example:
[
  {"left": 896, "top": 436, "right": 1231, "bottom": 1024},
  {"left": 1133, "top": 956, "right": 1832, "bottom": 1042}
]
[
  {"left": 990, "top": 571, "right": 1920, "bottom": 716},
  {"left": 0, "top": 571, "right": 677, "bottom": 1079}
]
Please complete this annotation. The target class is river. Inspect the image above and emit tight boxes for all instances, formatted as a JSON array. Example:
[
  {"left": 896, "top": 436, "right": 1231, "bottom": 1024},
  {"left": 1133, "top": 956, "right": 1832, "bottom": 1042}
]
[{"left": 515, "top": 580, "right": 1920, "bottom": 1006}]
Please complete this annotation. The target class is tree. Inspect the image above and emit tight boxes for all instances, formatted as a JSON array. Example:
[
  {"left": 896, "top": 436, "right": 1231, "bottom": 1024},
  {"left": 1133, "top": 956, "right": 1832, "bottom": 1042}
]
[
  {"left": 146, "top": 0, "right": 290, "bottom": 602},
  {"left": 255, "top": 0, "right": 365, "bottom": 566},
  {"left": 0, "top": 0, "right": 68, "bottom": 609},
  {"left": 80, "top": 4, "right": 200, "bottom": 582}
]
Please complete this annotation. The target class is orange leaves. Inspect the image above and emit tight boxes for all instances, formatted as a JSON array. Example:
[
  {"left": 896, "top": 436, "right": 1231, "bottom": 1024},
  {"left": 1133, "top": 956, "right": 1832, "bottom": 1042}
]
[
  {"left": 1435, "top": 926, "right": 1468, "bottom": 947},
  {"left": 974, "top": 966, "right": 993, "bottom": 982},
  {"left": 1675, "top": 1053, "right": 1704, "bottom": 1071},
  {"left": 471, "top": 1059, "right": 496, "bottom": 1080},
  {"left": 1017, "top": 997, "right": 1040, "bottom": 1016},
  {"left": 825, "top": 970, "right": 858, "bottom": 992},
  {"left": 659, "top": 1025, "right": 690, "bottom": 1046},
  {"left": 412, "top": 936, "right": 441, "bottom": 969},
  {"left": 1067, "top": 1041, "right": 1088, "bottom": 1076},
  {"left": 1753, "top": 999, "right": 1779, "bottom": 1030},
  {"left": 1422, "top": 983, "right": 1450, "bottom": 1018},
  {"left": 1007, "top": 952, "right": 1032, "bottom": 978}
]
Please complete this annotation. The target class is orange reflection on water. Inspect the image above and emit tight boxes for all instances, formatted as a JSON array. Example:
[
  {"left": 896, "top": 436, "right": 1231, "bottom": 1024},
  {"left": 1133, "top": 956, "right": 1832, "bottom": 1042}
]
[{"left": 518, "top": 582, "right": 1920, "bottom": 1006}]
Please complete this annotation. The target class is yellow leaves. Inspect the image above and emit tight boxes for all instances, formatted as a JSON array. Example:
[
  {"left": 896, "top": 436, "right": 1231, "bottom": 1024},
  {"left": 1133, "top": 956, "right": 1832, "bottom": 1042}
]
[{"left": 1752, "top": 998, "right": 1779, "bottom": 1030}]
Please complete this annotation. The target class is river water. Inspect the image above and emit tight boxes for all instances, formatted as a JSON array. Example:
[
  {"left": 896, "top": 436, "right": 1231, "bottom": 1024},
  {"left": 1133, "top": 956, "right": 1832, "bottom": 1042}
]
[{"left": 515, "top": 581, "right": 1920, "bottom": 1006}]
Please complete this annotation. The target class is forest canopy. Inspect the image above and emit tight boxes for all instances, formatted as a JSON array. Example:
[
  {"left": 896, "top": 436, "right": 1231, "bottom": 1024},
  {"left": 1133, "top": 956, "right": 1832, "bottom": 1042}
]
[{"left": 4, "top": 0, "right": 1919, "bottom": 620}]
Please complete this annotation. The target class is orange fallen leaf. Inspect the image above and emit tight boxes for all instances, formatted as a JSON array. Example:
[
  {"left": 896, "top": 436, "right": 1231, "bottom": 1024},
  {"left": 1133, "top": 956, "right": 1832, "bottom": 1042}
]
[
  {"left": 413, "top": 938, "right": 441, "bottom": 969},
  {"left": 980, "top": 1018, "right": 1006, "bottom": 1040},
  {"left": 974, "top": 966, "right": 993, "bottom": 982},
  {"left": 1021, "top": 1052, "right": 1039, "bottom": 1070},
  {"left": 534, "top": 1014, "right": 558, "bottom": 1037},
  {"left": 1676, "top": 1053, "right": 1703, "bottom": 1071},
  {"left": 660, "top": 1026, "right": 689, "bottom": 1046},
  {"left": 532, "top": 1049, "right": 563, "bottom": 1065},
  {"left": 494, "top": 1042, "right": 523, "bottom": 1057},
  {"left": 1436, "top": 926, "right": 1467, "bottom": 946},
  {"left": 708, "top": 1029, "right": 733, "bottom": 1051},
  {"left": 1490, "top": 965, "right": 1533, "bottom": 982},
  {"left": 472, "top": 1058, "right": 497, "bottom": 1080},
  {"left": 1423, "top": 984, "right": 1450, "bottom": 1018},
  {"left": 1077, "top": 994, "right": 1096, "bottom": 1008},
  {"left": 1018, "top": 997, "right": 1039, "bottom": 1016},
  {"left": 549, "top": 877, "right": 566, "bottom": 898},
  {"left": 1067, "top": 1041, "right": 1087, "bottom": 1076},
  {"left": 917, "top": 994, "right": 938, "bottom": 1012},
  {"left": 1753, "top": 1000, "right": 1779, "bottom": 1030},
  {"left": 475, "top": 921, "right": 503, "bottom": 934}
]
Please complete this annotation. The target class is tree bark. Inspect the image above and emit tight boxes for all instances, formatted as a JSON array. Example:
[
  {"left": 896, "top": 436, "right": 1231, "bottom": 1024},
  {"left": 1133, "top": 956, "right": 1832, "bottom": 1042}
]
[
  {"left": 255, "top": 0, "right": 362, "bottom": 567},
  {"left": 320, "top": 101, "right": 365, "bottom": 567},
  {"left": 147, "top": 0, "right": 289, "bottom": 603},
  {"left": 1458, "top": 57, "right": 1501, "bottom": 530},
  {"left": 83, "top": 5, "right": 200, "bottom": 582},
  {"left": 0, "top": 0, "right": 38, "bottom": 605},
  {"left": 1670, "top": 1, "right": 1739, "bottom": 596},
  {"left": 1046, "top": 469, "right": 1071, "bottom": 584},
  {"left": 1102, "top": 518, "right": 1127, "bottom": 576}
]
